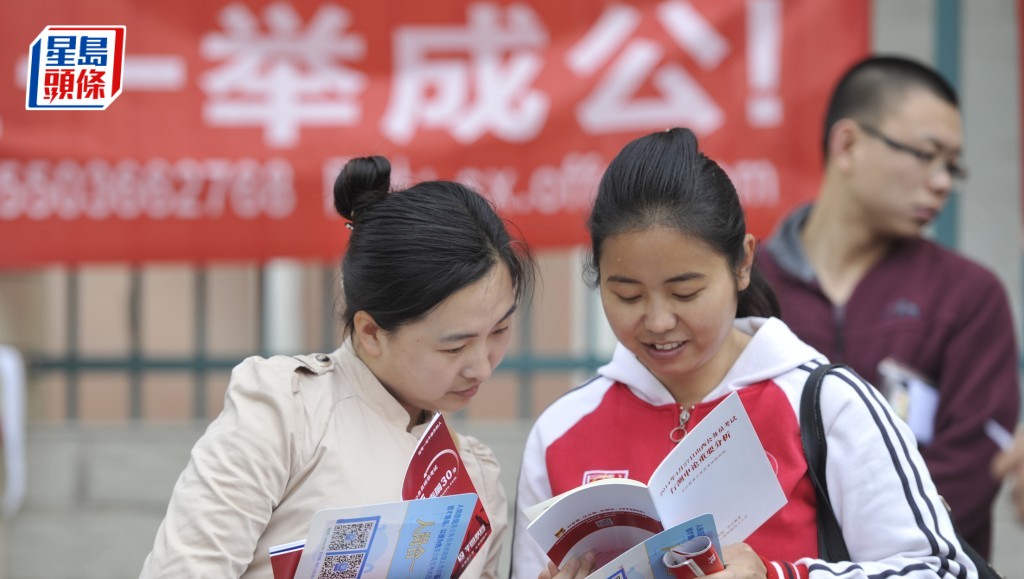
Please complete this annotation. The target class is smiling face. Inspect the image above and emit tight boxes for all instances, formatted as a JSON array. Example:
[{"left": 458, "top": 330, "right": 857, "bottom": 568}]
[
  {"left": 598, "top": 226, "right": 754, "bottom": 401},
  {"left": 354, "top": 262, "right": 516, "bottom": 425}
]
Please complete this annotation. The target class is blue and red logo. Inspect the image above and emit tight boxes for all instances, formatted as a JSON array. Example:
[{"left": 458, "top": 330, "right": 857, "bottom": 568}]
[{"left": 25, "top": 25, "right": 125, "bottom": 110}]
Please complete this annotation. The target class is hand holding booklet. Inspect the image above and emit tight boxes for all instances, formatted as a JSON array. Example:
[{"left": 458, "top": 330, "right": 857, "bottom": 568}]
[
  {"left": 524, "top": 392, "right": 786, "bottom": 572},
  {"left": 589, "top": 513, "right": 724, "bottom": 579},
  {"left": 270, "top": 413, "right": 491, "bottom": 579}
]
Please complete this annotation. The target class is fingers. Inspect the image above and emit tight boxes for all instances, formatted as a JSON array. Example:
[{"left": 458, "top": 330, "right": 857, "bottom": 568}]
[
  {"left": 991, "top": 430, "right": 1024, "bottom": 479},
  {"left": 991, "top": 430, "right": 1024, "bottom": 521},
  {"left": 1012, "top": 476, "right": 1024, "bottom": 522},
  {"left": 991, "top": 448, "right": 1016, "bottom": 479},
  {"left": 721, "top": 542, "right": 758, "bottom": 560},
  {"left": 577, "top": 551, "right": 596, "bottom": 576},
  {"left": 545, "top": 551, "right": 597, "bottom": 579},
  {"left": 717, "top": 542, "right": 767, "bottom": 578}
]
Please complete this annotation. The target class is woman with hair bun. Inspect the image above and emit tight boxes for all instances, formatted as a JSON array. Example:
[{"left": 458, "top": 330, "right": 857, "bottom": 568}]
[{"left": 141, "top": 156, "right": 535, "bottom": 578}]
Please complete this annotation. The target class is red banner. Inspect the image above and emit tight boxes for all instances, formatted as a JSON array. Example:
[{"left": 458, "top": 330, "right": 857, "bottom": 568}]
[{"left": 0, "top": 0, "right": 868, "bottom": 267}]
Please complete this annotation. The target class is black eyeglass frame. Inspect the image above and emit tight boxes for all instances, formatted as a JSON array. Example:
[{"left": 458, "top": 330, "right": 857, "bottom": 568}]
[{"left": 856, "top": 122, "right": 967, "bottom": 181}]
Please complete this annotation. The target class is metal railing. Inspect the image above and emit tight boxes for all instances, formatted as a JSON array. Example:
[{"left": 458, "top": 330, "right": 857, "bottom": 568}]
[{"left": 26, "top": 263, "right": 607, "bottom": 421}]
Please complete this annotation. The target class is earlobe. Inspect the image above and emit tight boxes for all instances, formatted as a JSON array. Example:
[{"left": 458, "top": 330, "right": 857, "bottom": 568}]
[
  {"left": 829, "top": 119, "right": 860, "bottom": 171},
  {"left": 353, "top": 310, "right": 383, "bottom": 357},
  {"left": 737, "top": 234, "right": 756, "bottom": 291}
]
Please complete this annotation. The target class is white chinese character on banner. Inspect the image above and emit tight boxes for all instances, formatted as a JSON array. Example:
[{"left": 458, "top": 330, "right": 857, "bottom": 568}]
[
  {"left": 566, "top": 0, "right": 780, "bottom": 136},
  {"left": 381, "top": 3, "right": 549, "bottom": 145},
  {"left": 200, "top": 2, "right": 367, "bottom": 148}
]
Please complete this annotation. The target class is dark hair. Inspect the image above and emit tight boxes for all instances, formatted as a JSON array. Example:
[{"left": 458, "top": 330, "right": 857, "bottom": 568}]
[
  {"left": 822, "top": 55, "right": 959, "bottom": 159},
  {"left": 334, "top": 156, "right": 535, "bottom": 334},
  {"left": 584, "top": 128, "right": 778, "bottom": 319}
]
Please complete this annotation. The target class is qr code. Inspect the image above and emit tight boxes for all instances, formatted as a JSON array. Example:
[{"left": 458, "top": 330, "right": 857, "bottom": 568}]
[
  {"left": 316, "top": 553, "right": 365, "bottom": 579},
  {"left": 328, "top": 520, "right": 377, "bottom": 551}
]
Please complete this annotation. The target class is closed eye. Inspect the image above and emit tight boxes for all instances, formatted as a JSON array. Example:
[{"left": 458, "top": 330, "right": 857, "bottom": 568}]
[
  {"left": 614, "top": 294, "right": 642, "bottom": 304},
  {"left": 492, "top": 325, "right": 510, "bottom": 336},
  {"left": 442, "top": 345, "right": 467, "bottom": 354},
  {"left": 673, "top": 291, "right": 701, "bottom": 301}
]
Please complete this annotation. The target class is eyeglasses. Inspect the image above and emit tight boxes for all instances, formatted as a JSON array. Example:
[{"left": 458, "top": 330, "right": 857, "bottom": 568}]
[{"left": 857, "top": 122, "right": 967, "bottom": 181}]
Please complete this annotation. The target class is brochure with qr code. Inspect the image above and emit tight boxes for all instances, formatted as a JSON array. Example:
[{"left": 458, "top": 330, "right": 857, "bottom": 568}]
[
  {"left": 270, "top": 413, "right": 490, "bottom": 579},
  {"left": 400, "top": 412, "right": 491, "bottom": 578},
  {"left": 588, "top": 514, "right": 721, "bottom": 579},
  {"left": 289, "top": 493, "right": 478, "bottom": 579},
  {"left": 524, "top": 393, "right": 786, "bottom": 569}
]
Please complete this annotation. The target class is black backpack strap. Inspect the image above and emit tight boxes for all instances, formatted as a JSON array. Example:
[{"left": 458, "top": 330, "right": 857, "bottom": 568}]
[
  {"left": 800, "top": 363, "right": 1005, "bottom": 576},
  {"left": 800, "top": 363, "right": 851, "bottom": 562}
]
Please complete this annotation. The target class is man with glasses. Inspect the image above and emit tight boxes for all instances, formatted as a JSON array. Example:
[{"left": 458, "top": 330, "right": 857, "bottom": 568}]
[{"left": 759, "top": 55, "right": 1020, "bottom": 558}]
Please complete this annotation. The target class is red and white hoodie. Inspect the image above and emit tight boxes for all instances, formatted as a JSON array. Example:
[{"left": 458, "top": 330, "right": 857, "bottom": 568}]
[{"left": 511, "top": 317, "right": 977, "bottom": 579}]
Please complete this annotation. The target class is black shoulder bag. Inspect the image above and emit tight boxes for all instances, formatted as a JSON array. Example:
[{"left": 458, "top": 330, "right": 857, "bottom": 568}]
[{"left": 801, "top": 363, "right": 1005, "bottom": 578}]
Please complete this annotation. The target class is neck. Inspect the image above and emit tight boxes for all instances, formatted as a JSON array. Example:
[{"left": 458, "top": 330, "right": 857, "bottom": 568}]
[
  {"left": 406, "top": 409, "right": 429, "bottom": 432},
  {"left": 803, "top": 184, "right": 892, "bottom": 305},
  {"left": 351, "top": 335, "right": 430, "bottom": 432}
]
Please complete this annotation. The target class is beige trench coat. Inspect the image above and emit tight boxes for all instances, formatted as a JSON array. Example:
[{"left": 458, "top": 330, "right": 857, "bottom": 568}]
[{"left": 139, "top": 340, "right": 507, "bottom": 578}]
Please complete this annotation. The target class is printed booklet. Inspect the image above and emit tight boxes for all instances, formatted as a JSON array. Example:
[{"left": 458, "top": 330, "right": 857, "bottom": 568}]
[
  {"left": 524, "top": 392, "right": 786, "bottom": 569},
  {"left": 589, "top": 514, "right": 722, "bottom": 579},
  {"left": 270, "top": 413, "right": 491, "bottom": 579},
  {"left": 284, "top": 493, "right": 477, "bottom": 579}
]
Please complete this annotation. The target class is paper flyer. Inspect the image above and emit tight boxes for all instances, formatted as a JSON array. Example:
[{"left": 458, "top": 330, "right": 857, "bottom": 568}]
[
  {"left": 589, "top": 514, "right": 721, "bottom": 579},
  {"left": 291, "top": 493, "right": 477, "bottom": 579}
]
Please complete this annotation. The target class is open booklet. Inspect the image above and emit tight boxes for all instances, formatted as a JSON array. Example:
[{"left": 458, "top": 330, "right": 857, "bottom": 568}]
[
  {"left": 525, "top": 392, "right": 786, "bottom": 569},
  {"left": 590, "top": 514, "right": 722, "bottom": 579},
  {"left": 282, "top": 493, "right": 478, "bottom": 579},
  {"left": 270, "top": 413, "right": 491, "bottom": 579}
]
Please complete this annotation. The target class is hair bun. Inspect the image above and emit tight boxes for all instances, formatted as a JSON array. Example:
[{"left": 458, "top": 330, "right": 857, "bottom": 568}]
[{"left": 333, "top": 156, "right": 392, "bottom": 222}]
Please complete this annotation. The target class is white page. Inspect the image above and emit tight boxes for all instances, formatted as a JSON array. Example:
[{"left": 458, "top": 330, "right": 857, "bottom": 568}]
[
  {"left": 906, "top": 377, "right": 939, "bottom": 445},
  {"left": 646, "top": 392, "right": 787, "bottom": 543},
  {"left": 526, "top": 479, "right": 660, "bottom": 566}
]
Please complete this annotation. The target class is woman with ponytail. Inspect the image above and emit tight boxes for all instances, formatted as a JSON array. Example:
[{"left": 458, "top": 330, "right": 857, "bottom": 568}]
[
  {"left": 513, "top": 129, "right": 975, "bottom": 579},
  {"left": 142, "top": 156, "right": 534, "bottom": 579}
]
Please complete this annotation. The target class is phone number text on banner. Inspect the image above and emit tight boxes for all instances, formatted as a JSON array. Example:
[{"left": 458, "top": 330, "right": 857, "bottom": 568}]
[{"left": 0, "top": 0, "right": 868, "bottom": 267}]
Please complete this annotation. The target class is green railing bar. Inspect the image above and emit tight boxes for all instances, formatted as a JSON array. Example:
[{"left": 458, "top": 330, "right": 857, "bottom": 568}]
[
  {"left": 66, "top": 268, "right": 79, "bottom": 421},
  {"left": 257, "top": 264, "right": 267, "bottom": 356},
  {"left": 323, "top": 264, "right": 339, "bottom": 353},
  {"left": 129, "top": 267, "right": 143, "bottom": 420},
  {"left": 517, "top": 299, "right": 535, "bottom": 418},
  {"left": 194, "top": 267, "right": 208, "bottom": 420},
  {"left": 932, "top": 0, "right": 960, "bottom": 249},
  {"left": 27, "top": 354, "right": 608, "bottom": 373}
]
